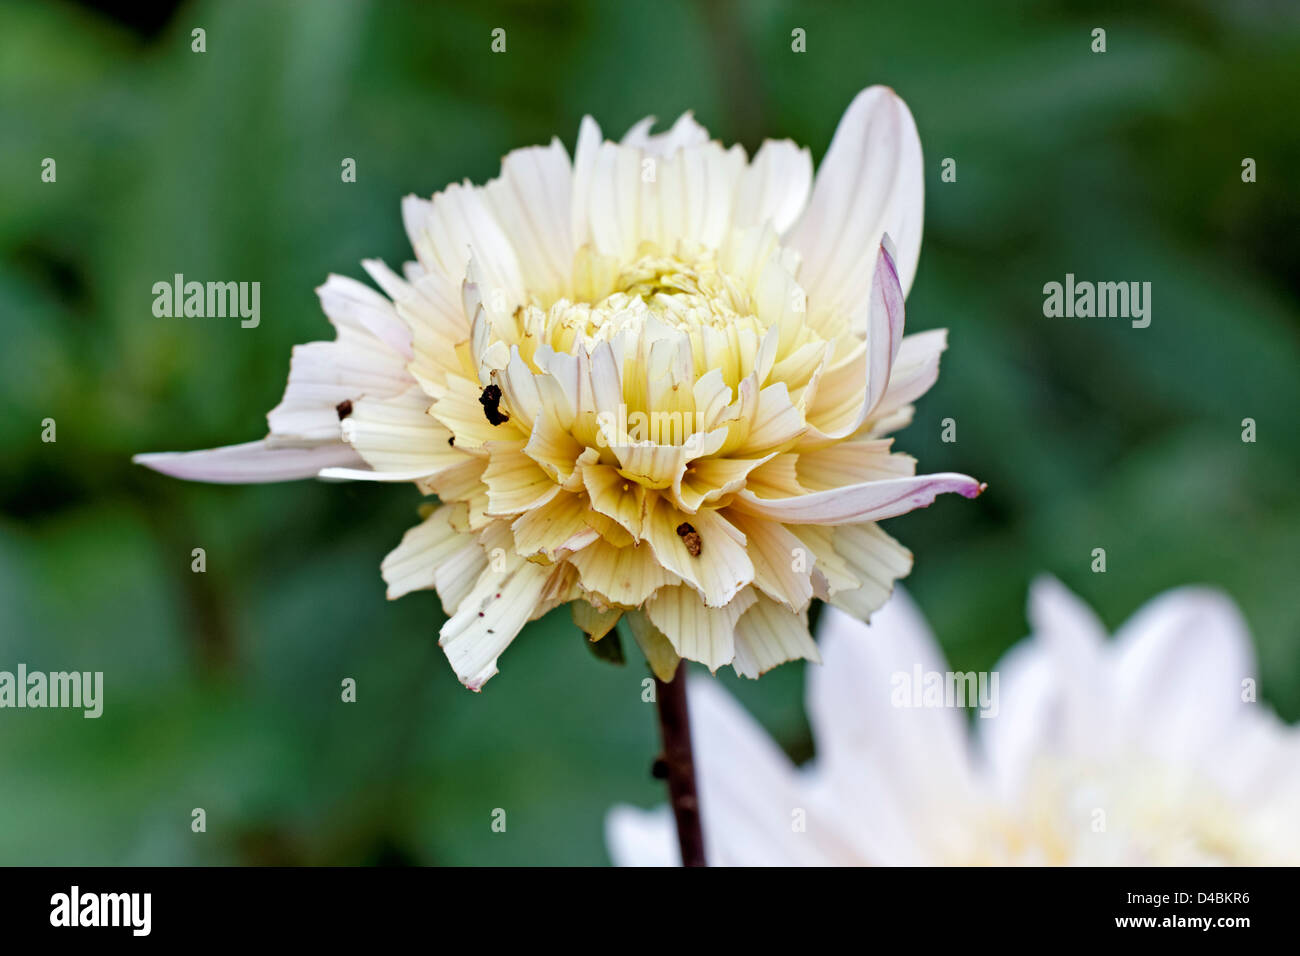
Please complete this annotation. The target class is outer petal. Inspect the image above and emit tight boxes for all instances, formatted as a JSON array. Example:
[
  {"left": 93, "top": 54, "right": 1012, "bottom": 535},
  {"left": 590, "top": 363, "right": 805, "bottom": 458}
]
[
  {"left": 825, "top": 522, "right": 913, "bottom": 620},
  {"left": 865, "top": 328, "right": 947, "bottom": 429},
  {"left": 787, "top": 85, "right": 924, "bottom": 305},
  {"left": 621, "top": 111, "right": 710, "bottom": 156},
  {"left": 807, "top": 596, "right": 979, "bottom": 864},
  {"left": 734, "top": 139, "right": 813, "bottom": 234},
  {"left": 1112, "top": 586, "right": 1257, "bottom": 763},
  {"left": 733, "top": 472, "right": 984, "bottom": 525},
  {"left": 133, "top": 440, "right": 361, "bottom": 483},
  {"left": 483, "top": 139, "right": 574, "bottom": 304},
  {"left": 339, "top": 385, "right": 462, "bottom": 478},
  {"left": 402, "top": 183, "right": 526, "bottom": 305},
  {"left": 801, "top": 241, "right": 906, "bottom": 442},
  {"left": 732, "top": 596, "right": 820, "bottom": 679},
  {"left": 642, "top": 496, "right": 754, "bottom": 607},
  {"left": 438, "top": 558, "right": 558, "bottom": 691},
  {"left": 645, "top": 585, "right": 755, "bottom": 671},
  {"left": 605, "top": 805, "right": 678, "bottom": 867},
  {"left": 380, "top": 505, "right": 463, "bottom": 601},
  {"left": 266, "top": 275, "right": 415, "bottom": 445}
]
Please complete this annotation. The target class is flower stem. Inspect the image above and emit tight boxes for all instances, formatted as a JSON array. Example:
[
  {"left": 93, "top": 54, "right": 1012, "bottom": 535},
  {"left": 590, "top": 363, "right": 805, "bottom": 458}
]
[{"left": 654, "top": 662, "right": 706, "bottom": 867}]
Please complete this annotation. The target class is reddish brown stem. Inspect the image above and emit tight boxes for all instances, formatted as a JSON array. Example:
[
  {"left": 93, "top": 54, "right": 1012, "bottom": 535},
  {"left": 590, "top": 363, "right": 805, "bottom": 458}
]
[{"left": 654, "top": 663, "right": 706, "bottom": 867}]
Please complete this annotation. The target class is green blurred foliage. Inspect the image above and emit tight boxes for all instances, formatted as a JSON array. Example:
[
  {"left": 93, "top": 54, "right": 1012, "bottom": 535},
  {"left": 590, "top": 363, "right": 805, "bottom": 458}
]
[{"left": 1, "top": 0, "right": 1297, "bottom": 864}]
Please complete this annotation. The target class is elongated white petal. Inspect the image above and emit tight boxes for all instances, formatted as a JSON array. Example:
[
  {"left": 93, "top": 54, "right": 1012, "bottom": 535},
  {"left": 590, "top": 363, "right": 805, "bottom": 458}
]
[
  {"left": 134, "top": 440, "right": 361, "bottom": 484},
  {"left": 735, "top": 472, "right": 984, "bottom": 525},
  {"left": 484, "top": 139, "right": 573, "bottom": 303},
  {"left": 787, "top": 85, "right": 924, "bottom": 305}
]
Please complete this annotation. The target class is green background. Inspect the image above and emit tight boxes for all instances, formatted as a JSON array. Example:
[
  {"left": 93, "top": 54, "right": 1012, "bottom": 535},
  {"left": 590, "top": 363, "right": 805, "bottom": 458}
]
[{"left": 1, "top": 0, "right": 1297, "bottom": 864}]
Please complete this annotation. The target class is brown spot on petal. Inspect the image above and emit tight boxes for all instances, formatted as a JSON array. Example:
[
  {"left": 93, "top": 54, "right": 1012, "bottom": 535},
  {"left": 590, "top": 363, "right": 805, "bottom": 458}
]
[
  {"left": 479, "top": 384, "right": 509, "bottom": 425},
  {"left": 335, "top": 399, "right": 353, "bottom": 420},
  {"left": 676, "top": 522, "right": 702, "bottom": 557}
]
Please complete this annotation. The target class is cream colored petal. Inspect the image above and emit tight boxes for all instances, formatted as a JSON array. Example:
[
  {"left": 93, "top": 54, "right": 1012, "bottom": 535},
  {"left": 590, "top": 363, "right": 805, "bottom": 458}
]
[
  {"left": 733, "top": 381, "right": 807, "bottom": 456},
  {"left": 573, "top": 135, "right": 745, "bottom": 260},
  {"left": 482, "top": 442, "right": 561, "bottom": 516},
  {"left": 389, "top": 265, "right": 473, "bottom": 396},
  {"left": 424, "top": 456, "right": 487, "bottom": 502},
  {"left": 340, "top": 385, "right": 463, "bottom": 477},
  {"left": 827, "top": 523, "right": 914, "bottom": 620},
  {"left": 725, "top": 508, "right": 815, "bottom": 612},
  {"left": 578, "top": 140, "right": 643, "bottom": 261},
  {"left": 401, "top": 183, "right": 525, "bottom": 303},
  {"left": 439, "top": 559, "right": 558, "bottom": 691},
  {"left": 646, "top": 585, "right": 756, "bottom": 672},
  {"left": 669, "top": 453, "right": 774, "bottom": 514},
  {"left": 692, "top": 368, "right": 733, "bottom": 430},
  {"left": 790, "top": 524, "right": 859, "bottom": 598},
  {"left": 642, "top": 496, "right": 753, "bottom": 608},
  {"left": 522, "top": 408, "right": 587, "bottom": 485},
  {"left": 868, "top": 328, "right": 947, "bottom": 425},
  {"left": 569, "top": 537, "right": 681, "bottom": 607},
  {"left": 802, "top": 242, "right": 906, "bottom": 441},
  {"left": 735, "top": 139, "right": 814, "bottom": 234},
  {"left": 483, "top": 139, "right": 573, "bottom": 304},
  {"left": 742, "top": 453, "right": 807, "bottom": 499},
  {"left": 621, "top": 609, "right": 681, "bottom": 682},
  {"left": 432, "top": 523, "right": 488, "bottom": 616},
  {"left": 266, "top": 276, "right": 413, "bottom": 444},
  {"left": 795, "top": 439, "right": 915, "bottom": 492},
  {"left": 572, "top": 601, "right": 623, "bottom": 641},
  {"left": 732, "top": 596, "right": 820, "bottom": 679},
  {"left": 510, "top": 490, "right": 599, "bottom": 560},
  {"left": 381, "top": 505, "right": 466, "bottom": 601},
  {"left": 612, "top": 440, "right": 693, "bottom": 491},
  {"left": 428, "top": 373, "right": 526, "bottom": 451},
  {"left": 582, "top": 460, "right": 648, "bottom": 538}
]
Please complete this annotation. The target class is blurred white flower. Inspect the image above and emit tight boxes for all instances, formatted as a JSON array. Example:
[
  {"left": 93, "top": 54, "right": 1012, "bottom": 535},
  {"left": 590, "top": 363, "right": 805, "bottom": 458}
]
[
  {"left": 607, "top": 579, "right": 1300, "bottom": 865},
  {"left": 135, "top": 87, "right": 983, "bottom": 689}
]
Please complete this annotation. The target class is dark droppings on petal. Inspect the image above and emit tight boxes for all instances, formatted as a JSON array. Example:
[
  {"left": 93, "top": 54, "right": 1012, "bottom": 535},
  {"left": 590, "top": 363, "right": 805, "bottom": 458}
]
[
  {"left": 479, "top": 384, "right": 509, "bottom": 425},
  {"left": 335, "top": 399, "right": 353, "bottom": 420},
  {"left": 447, "top": 435, "right": 455, "bottom": 446},
  {"left": 676, "top": 522, "right": 702, "bottom": 557}
]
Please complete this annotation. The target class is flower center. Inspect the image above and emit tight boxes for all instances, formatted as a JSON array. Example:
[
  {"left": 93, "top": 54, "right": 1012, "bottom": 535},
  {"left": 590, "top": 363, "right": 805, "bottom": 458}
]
[
  {"left": 944, "top": 755, "right": 1289, "bottom": 865},
  {"left": 519, "top": 244, "right": 766, "bottom": 360}
]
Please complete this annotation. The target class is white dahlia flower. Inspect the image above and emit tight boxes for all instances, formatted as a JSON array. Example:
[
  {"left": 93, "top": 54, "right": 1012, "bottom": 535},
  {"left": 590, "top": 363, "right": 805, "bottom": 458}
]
[
  {"left": 607, "top": 580, "right": 1300, "bottom": 865},
  {"left": 136, "top": 86, "right": 983, "bottom": 690}
]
